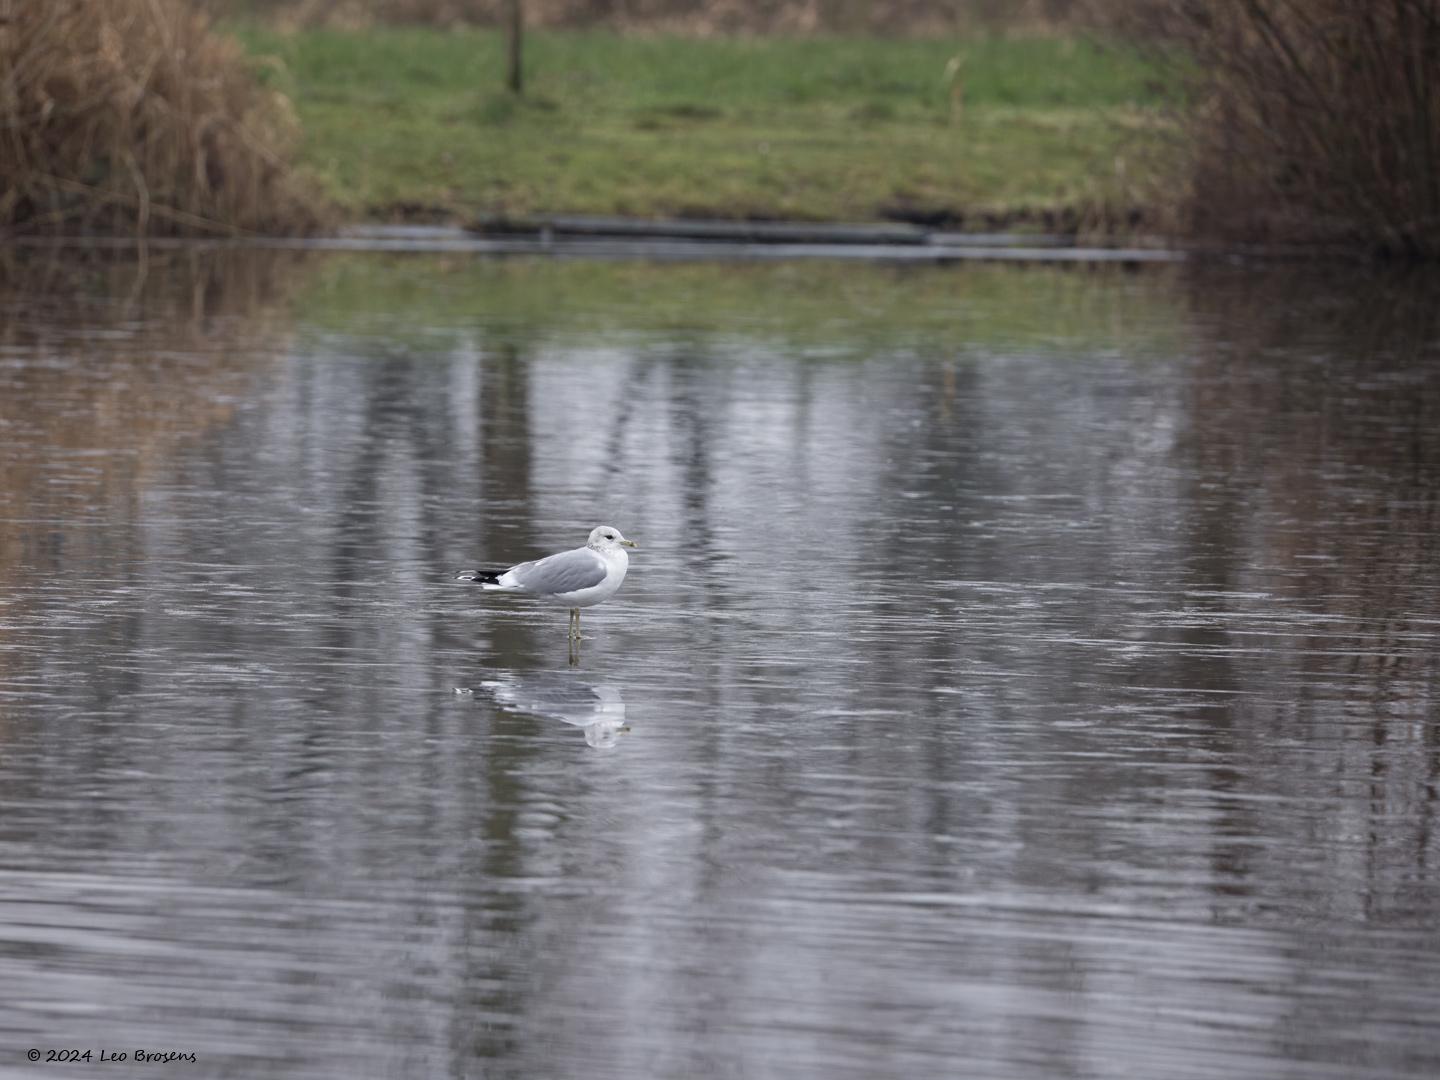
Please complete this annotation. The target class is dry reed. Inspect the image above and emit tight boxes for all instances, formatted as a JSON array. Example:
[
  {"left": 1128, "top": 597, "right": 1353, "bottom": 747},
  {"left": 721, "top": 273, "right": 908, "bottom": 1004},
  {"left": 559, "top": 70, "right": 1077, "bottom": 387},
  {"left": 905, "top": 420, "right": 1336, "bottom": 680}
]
[
  {"left": 0, "top": 0, "right": 326, "bottom": 236},
  {"left": 1109, "top": 0, "right": 1440, "bottom": 257}
]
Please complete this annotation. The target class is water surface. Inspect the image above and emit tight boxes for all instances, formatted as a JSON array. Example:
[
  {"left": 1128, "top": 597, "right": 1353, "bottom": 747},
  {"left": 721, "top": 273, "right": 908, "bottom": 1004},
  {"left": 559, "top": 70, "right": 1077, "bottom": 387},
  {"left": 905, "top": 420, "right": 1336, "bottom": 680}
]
[{"left": 1, "top": 250, "right": 1438, "bottom": 1078}]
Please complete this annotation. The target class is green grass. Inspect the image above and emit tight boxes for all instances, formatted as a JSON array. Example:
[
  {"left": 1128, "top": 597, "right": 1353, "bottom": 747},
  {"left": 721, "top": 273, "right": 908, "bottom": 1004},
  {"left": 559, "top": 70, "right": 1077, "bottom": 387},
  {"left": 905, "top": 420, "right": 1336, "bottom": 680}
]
[{"left": 234, "top": 26, "right": 1175, "bottom": 226}]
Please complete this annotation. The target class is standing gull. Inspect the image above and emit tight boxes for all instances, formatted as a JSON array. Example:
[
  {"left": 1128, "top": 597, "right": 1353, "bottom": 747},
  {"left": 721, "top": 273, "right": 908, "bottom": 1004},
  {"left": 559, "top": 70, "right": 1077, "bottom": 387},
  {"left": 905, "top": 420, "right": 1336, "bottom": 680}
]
[{"left": 456, "top": 526, "right": 637, "bottom": 639}]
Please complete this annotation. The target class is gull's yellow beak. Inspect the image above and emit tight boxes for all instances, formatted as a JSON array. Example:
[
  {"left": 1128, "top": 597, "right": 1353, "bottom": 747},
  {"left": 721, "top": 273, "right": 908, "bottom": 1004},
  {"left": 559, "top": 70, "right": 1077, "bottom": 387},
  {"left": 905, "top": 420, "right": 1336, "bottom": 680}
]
[{"left": 621, "top": 539, "right": 639, "bottom": 548}]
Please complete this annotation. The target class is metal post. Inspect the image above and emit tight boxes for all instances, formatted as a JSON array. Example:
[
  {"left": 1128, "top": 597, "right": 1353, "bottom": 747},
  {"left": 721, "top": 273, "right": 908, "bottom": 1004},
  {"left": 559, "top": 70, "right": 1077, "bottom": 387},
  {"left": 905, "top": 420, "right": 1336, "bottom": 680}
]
[{"left": 506, "top": 0, "right": 523, "bottom": 96}]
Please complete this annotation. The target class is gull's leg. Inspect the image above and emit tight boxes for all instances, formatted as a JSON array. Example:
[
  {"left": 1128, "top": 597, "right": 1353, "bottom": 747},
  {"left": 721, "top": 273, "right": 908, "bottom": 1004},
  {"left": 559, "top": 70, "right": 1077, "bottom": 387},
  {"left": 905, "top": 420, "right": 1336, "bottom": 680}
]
[
  {"left": 572, "top": 608, "right": 582, "bottom": 641},
  {"left": 569, "top": 608, "right": 580, "bottom": 640}
]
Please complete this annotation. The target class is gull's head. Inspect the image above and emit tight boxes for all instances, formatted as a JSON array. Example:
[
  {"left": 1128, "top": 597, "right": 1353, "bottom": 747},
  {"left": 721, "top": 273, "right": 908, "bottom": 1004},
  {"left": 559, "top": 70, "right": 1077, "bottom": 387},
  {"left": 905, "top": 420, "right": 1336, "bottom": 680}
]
[{"left": 587, "top": 525, "right": 638, "bottom": 551}]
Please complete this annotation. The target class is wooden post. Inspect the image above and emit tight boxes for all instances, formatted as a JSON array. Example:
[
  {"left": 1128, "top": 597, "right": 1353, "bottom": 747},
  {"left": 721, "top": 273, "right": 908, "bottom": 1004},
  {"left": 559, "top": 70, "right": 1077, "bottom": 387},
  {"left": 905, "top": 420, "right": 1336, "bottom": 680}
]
[{"left": 506, "top": 0, "right": 523, "bottom": 96}]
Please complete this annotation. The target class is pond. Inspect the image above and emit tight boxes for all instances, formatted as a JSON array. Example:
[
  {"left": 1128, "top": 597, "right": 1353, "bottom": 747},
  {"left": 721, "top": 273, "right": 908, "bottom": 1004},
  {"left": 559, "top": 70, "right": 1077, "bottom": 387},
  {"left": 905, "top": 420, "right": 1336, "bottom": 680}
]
[{"left": 1, "top": 248, "right": 1438, "bottom": 1078}]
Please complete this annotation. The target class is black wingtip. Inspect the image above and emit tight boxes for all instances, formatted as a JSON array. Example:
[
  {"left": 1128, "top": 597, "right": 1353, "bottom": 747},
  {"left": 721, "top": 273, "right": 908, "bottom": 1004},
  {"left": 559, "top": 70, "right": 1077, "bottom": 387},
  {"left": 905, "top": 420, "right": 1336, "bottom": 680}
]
[{"left": 455, "top": 569, "right": 502, "bottom": 585}]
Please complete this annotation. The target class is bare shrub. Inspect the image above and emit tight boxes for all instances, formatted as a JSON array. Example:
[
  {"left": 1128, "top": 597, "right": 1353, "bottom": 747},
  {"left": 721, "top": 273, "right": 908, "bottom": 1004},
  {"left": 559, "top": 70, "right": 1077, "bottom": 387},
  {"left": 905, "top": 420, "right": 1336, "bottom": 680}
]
[
  {"left": 0, "top": 0, "right": 327, "bottom": 235},
  {"left": 1108, "top": 0, "right": 1440, "bottom": 257}
]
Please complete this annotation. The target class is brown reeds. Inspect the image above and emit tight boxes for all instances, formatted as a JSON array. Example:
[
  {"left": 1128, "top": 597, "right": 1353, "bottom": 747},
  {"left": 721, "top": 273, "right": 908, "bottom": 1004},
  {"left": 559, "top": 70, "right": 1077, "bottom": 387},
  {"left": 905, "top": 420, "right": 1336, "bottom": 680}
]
[
  {"left": 1110, "top": 0, "right": 1440, "bottom": 257},
  {"left": 0, "top": 0, "right": 326, "bottom": 236}
]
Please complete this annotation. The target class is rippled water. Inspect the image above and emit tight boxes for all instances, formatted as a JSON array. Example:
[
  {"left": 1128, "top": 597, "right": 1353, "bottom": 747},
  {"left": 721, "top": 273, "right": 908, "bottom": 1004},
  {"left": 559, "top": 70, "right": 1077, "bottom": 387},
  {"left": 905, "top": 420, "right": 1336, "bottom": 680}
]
[{"left": 1, "top": 249, "right": 1438, "bottom": 1078}]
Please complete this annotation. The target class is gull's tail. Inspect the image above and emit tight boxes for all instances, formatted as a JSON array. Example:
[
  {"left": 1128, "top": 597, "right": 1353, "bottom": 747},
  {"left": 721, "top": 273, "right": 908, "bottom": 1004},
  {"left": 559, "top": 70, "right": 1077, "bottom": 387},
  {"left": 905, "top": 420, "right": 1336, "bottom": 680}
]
[{"left": 455, "top": 568, "right": 504, "bottom": 589}]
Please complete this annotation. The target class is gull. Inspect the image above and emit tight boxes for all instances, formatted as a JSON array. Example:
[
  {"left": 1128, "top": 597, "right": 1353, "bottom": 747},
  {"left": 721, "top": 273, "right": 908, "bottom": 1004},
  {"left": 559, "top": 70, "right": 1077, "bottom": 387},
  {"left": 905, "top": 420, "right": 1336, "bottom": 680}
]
[{"left": 456, "top": 525, "right": 638, "bottom": 640}]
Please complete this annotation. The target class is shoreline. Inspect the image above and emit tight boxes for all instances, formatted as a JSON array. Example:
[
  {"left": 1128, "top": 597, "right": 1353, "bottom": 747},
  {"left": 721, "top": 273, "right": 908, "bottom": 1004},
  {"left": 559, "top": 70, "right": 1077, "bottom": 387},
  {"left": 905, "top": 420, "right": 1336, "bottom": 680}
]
[{"left": 5, "top": 223, "right": 1186, "bottom": 264}]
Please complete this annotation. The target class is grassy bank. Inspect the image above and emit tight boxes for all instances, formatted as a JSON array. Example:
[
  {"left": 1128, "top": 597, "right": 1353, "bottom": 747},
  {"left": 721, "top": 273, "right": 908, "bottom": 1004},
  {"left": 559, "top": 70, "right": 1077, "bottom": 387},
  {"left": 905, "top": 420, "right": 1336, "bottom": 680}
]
[
  {"left": 235, "top": 27, "right": 1172, "bottom": 228},
  {"left": 213, "top": 0, "right": 1088, "bottom": 37}
]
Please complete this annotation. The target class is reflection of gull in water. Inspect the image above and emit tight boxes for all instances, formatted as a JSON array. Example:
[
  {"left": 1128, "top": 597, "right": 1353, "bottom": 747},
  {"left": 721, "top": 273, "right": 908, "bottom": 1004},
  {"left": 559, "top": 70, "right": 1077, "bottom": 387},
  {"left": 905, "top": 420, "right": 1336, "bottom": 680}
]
[{"left": 481, "top": 675, "right": 629, "bottom": 748}]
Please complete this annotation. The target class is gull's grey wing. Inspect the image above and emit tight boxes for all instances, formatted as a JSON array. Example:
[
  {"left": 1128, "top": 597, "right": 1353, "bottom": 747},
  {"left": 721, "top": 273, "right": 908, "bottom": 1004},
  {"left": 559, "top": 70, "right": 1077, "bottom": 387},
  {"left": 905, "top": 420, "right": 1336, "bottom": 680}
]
[{"left": 505, "top": 547, "right": 607, "bottom": 595}]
